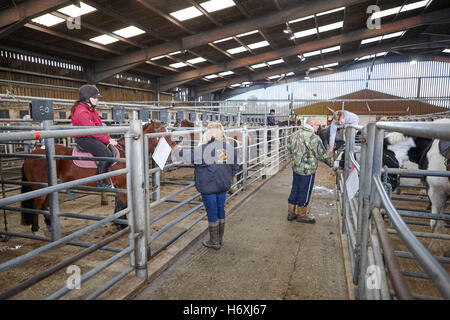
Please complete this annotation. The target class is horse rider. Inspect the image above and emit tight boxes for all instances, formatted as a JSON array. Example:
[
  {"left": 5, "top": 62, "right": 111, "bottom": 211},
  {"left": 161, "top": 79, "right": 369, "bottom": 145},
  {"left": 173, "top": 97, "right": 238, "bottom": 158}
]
[
  {"left": 71, "top": 84, "right": 118, "bottom": 188},
  {"left": 328, "top": 110, "right": 359, "bottom": 155}
]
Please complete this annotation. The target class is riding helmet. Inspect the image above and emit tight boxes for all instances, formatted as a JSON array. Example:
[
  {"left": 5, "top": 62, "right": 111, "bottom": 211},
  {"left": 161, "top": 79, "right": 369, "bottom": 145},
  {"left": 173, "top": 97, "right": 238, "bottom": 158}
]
[{"left": 78, "top": 84, "right": 102, "bottom": 101}]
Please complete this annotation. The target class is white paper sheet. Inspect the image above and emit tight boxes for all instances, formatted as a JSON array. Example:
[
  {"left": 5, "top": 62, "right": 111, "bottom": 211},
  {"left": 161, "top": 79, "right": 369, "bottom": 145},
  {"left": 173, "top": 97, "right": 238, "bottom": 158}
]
[
  {"left": 346, "top": 168, "right": 359, "bottom": 201},
  {"left": 152, "top": 137, "right": 172, "bottom": 170}
]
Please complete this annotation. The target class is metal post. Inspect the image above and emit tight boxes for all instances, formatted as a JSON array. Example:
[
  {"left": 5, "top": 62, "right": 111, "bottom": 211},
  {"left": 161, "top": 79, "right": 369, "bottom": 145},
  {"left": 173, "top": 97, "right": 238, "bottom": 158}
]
[
  {"left": 371, "top": 127, "right": 385, "bottom": 209},
  {"left": 355, "top": 127, "right": 367, "bottom": 284},
  {"left": 43, "top": 120, "right": 61, "bottom": 240},
  {"left": 242, "top": 126, "right": 248, "bottom": 191},
  {"left": 129, "top": 120, "right": 148, "bottom": 278},
  {"left": 342, "top": 127, "right": 353, "bottom": 235},
  {"left": 358, "top": 122, "right": 376, "bottom": 299},
  {"left": 263, "top": 126, "right": 268, "bottom": 179}
]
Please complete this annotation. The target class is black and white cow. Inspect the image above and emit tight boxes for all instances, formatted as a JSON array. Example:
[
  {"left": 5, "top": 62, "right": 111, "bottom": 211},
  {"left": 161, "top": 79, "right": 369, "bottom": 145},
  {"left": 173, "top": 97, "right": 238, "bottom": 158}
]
[{"left": 384, "top": 119, "right": 450, "bottom": 256}]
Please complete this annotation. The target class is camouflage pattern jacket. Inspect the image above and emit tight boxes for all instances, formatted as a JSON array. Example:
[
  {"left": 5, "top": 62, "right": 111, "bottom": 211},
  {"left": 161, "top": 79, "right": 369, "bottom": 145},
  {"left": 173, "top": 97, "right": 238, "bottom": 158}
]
[{"left": 288, "top": 125, "right": 333, "bottom": 176}]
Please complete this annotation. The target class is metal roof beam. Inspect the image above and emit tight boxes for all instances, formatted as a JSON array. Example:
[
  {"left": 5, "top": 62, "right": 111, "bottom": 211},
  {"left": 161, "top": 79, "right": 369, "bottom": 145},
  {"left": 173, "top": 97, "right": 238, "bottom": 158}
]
[
  {"left": 91, "top": 0, "right": 370, "bottom": 82},
  {"left": 158, "top": 8, "right": 450, "bottom": 91},
  {"left": 196, "top": 37, "right": 449, "bottom": 95},
  {"left": 0, "top": 0, "right": 72, "bottom": 29}
]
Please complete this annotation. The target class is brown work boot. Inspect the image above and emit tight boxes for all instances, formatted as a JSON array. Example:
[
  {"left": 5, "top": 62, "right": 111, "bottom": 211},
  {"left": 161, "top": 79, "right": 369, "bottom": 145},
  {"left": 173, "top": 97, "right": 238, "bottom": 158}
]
[
  {"left": 287, "top": 203, "right": 297, "bottom": 221},
  {"left": 296, "top": 206, "right": 316, "bottom": 224}
]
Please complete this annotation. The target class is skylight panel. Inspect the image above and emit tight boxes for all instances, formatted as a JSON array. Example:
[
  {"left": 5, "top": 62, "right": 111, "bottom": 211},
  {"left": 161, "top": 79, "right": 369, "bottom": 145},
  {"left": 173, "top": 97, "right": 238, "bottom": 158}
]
[
  {"left": 205, "top": 74, "right": 219, "bottom": 79},
  {"left": 268, "top": 75, "right": 281, "bottom": 80},
  {"left": 90, "top": 35, "right": 119, "bottom": 45},
  {"left": 150, "top": 56, "right": 164, "bottom": 61},
  {"left": 213, "top": 37, "right": 233, "bottom": 43},
  {"left": 370, "top": 0, "right": 431, "bottom": 20},
  {"left": 267, "top": 59, "right": 284, "bottom": 65},
  {"left": 230, "top": 83, "right": 240, "bottom": 88},
  {"left": 251, "top": 63, "right": 267, "bottom": 69},
  {"left": 322, "top": 45, "right": 340, "bottom": 54},
  {"left": 170, "top": 62, "right": 188, "bottom": 68},
  {"left": 310, "top": 67, "right": 319, "bottom": 71},
  {"left": 168, "top": 51, "right": 181, "bottom": 56},
  {"left": 318, "top": 21, "right": 343, "bottom": 33},
  {"left": 316, "top": 6, "right": 345, "bottom": 17},
  {"left": 443, "top": 49, "right": 450, "bottom": 53},
  {"left": 113, "top": 26, "right": 145, "bottom": 38},
  {"left": 291, "top": 28, "right": 317, "bottom": 39},
  {"left": 31, "top": 14, "right": 65, "bottom": 27},
  {"left": 286, "top": 72, "right": 295, "bottom": 76},
  {"left": 303, "top": 50, "right": 321, "bottom": 57},
  {"left": 361, "top": 31, "right": 404, "bottom": 44},
  {"left": 289, "top": 15, "right": 314, "bottom": 24},
  {"left": 237, "top": 30, "right": 259, "bottom": 38},
  {"left": 355, "top": 52, "right": 387, "bottom": 61},
  {"left": 219, "top": 71, "right": 234, "bottom": 76},
  {"left": 323, "top": 62, "right": 338, "bottom": 68},
  {"left": 201, "top": 0, "right": 236, "bottom": 13},
  {"left": 57, "top": 2, "right": 96, "bottom": 17},
  {"left": 187, "top": 57, "right": 207, "bottom": 64},
  {"left": 227, "top": 46, "right": 247, "bottom": 54},
  {"left": 248, "top": 41, "right": 269, "bottom": 50},
  {"left": 170, "top": 6, "right": 203, "bottom": 21}
]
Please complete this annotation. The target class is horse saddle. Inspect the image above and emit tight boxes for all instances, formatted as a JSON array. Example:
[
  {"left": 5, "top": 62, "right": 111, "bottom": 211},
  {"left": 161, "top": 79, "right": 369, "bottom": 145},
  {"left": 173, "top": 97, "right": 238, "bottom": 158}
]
[{"left": 72, "top": 145, "right": 120, "bottom": 168}]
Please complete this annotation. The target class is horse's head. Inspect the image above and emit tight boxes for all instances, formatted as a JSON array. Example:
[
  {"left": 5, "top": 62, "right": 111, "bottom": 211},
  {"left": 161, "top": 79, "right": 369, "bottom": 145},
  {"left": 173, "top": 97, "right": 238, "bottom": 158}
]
[{"left": 144, "top": 120, "right": 178, "bottom": 154}]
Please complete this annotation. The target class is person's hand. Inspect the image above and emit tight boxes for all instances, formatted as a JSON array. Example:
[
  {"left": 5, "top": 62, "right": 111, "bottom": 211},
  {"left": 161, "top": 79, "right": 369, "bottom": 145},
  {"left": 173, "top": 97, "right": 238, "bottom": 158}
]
[
  {"left": 109, "top": 139, "right": 118, "bottom": 146},
  {"left": 328, "top": 147, "right": 334, "bottom": 156}
]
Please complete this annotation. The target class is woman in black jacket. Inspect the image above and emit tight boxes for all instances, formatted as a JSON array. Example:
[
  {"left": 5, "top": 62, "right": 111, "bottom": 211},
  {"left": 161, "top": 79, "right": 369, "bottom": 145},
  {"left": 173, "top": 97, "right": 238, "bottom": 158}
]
[{"left": 175, "top": 122, "right": 239, "bottom": 250}]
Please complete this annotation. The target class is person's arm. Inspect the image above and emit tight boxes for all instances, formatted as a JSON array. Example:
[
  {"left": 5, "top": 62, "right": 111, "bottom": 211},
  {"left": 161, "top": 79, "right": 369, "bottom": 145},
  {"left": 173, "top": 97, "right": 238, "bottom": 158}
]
[
  {"left": 311, "top": 135, "right": 333, "bottom": 167},
  {"left": 72, "top": 108, "right": 110, "bottom": 144},
  {"left": 328, "top": 121, "right": 338, "bottom": 151}
]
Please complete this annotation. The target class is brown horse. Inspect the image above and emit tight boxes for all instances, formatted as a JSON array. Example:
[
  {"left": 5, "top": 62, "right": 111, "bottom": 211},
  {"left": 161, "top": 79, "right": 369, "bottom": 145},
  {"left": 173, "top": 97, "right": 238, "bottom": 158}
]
[{"left": 21, "top": 121, "right": 175, "bottom": 232}]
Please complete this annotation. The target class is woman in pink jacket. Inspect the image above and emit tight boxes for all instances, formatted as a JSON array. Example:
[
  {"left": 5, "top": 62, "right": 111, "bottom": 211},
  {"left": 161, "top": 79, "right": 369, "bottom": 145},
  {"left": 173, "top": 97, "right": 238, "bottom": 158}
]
[{"left": 71, "top": 84, "right": 117, "bottom": 188}]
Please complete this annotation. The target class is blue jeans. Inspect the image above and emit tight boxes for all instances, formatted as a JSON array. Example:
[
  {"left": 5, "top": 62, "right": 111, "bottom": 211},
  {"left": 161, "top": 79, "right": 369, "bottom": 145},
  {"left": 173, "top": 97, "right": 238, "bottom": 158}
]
[
  {"left": 202, "top": 192, "right": 227, "bottom": 222},
  {"left": 288, "top": 172, "right": 315, "bottom": 207}
]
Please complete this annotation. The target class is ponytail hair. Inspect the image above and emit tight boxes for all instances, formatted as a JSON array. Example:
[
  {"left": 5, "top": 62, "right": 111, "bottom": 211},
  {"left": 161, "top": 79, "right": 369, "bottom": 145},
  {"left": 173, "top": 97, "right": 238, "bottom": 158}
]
[{"left": 70, "top": 100, "right": 82, "bottom": 118}]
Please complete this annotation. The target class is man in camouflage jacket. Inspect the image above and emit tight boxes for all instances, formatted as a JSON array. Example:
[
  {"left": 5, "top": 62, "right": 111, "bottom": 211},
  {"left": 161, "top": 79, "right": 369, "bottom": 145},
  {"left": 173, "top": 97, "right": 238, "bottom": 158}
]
[{"left": 287, "top": 117, "right": 333, "bottom": 223}]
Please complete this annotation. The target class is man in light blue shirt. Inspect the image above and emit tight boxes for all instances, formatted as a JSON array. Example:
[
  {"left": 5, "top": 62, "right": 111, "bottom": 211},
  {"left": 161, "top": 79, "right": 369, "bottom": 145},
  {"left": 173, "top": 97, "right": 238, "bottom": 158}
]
[{"left": 328, "top": 110, "right": 359, "bottom": 155}]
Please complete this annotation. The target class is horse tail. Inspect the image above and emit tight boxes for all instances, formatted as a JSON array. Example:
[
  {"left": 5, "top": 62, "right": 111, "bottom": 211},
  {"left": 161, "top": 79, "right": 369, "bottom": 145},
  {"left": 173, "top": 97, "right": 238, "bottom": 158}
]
[{"left": 20, "top": 164, "right": 35, "bottom": 226}]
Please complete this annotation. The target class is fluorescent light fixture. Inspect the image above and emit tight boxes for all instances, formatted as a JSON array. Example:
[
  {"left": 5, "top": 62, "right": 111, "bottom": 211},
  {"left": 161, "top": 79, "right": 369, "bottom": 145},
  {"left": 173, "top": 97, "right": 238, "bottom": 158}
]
[
  {"left": 248, "top": 41, "right": 269, "bottom": 50},
  {"left": 187, "top": 57, "right": 206, "bottom": 64},
  {"left": 237, "top": 30, "right": 258, "bottom": 38},
  {"left": 443, "top": 49, "right": 450, "bottom": 53},
  {"left": 219, "top": 71, "right": 234, "bottom": 76},
  {"left": 170, "top": 62, "right": 188, "bottom": 68},
  {"left": 168, "top": 51, "right": 181, "bottom": 56},
  {"left": 251, "top": 63, "right": 267, "bottom": 69},
  {"left": 205, "top": 74, "right": 219, "bottom": 79},
  {"left": 318, "top": 21, "right": 343, "bottom": 33},
  {"left": 268, "top": 75, "right": 281, "bottom": 80},
  {"left": 201, "top": 0, "right": 236, "bottom": 13},
  {"left": 316, "top": 6, "right": 345, "bottom": 16},
  {"left": 213, "top": 37, "right": 233, "bottom": 43},
  {"left": 57, "top": 2, "right": 96, "bottom": 17},
  {"left": 170, "top": 6, "right": 203, "bottom": 21},
  {"left": 370, "top": 0, "right": 430, "bottom": 20},
  {"left": 90, "top": 34, "right": 119, "bottom": 45},
  {"left": 361, "top": 31, "right": 404, "bottom": 44},
  {"left": 113, "top": 26, "right": 145, "bottom": 38},
  {"left": 31, "top": 14, "right": 65, "bottom": 27},
  {"left": 289, "top": 15, "right": 314, "bottom": 24},
  {"left": 303, "top": 50, "right": 321, "bottom": 57},
  {"left": 150, "top": 55, "right": 164, "bottom": 61},
  {"left": 227, "top": 46, "right": 247, "bottom": 54},
  {"left": 267, "top": 59, "right": 284, "bottom": 65}
]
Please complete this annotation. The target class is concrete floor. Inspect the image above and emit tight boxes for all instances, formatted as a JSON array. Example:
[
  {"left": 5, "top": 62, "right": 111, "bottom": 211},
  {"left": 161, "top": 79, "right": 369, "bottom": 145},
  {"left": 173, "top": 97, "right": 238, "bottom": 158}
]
[{"left": 134, "top": 163, "right": 349, "bottom": 300}]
